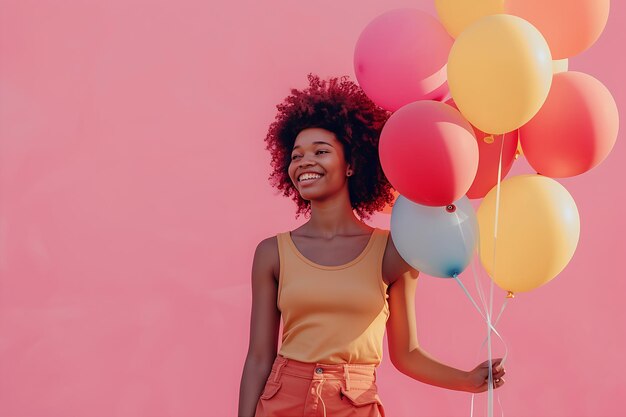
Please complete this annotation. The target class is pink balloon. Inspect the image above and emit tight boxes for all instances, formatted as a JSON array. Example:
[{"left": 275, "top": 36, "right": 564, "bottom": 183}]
[
  {"left": 354, "top": 9, "right": 453, "bottom": 111},
  {"left": 446, "top": 99, "right": 518, "bottom": 199},
  {"left": 520, "top": 71, "right": 619, "bottom": 178},
  {"left": 379, "top": 100, "right": 479, "bottom": 206}
]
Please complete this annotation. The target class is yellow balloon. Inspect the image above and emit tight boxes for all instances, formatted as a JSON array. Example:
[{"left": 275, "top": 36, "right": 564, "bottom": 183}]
[
  {"left": 435, "top": 0, "right": 504, "bottom": 38},
  {"left": 477, "top": 175, "right": 580, "bottom": 293},
  {"left": 552, "top": 58, "right": 569, "bottom": 74},
  {"left": 447, "top": 14, "right": 553, "bottom": 134}
]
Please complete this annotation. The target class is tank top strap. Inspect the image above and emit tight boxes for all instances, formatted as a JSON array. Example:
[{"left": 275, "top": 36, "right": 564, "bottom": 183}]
[
  {"left": 371, "top": 228, "right": 390, "bottom": 256},
  {"left": 363, "top": 228, "right": 389, "bottom": 268},
  {"left": 369, "top": 228, "right": 390, "bottom": 294}
]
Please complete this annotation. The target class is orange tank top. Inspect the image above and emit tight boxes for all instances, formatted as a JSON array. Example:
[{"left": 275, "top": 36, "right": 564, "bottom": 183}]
[{"left": 276, "top": 227, "right": 390, "bottom": 365}]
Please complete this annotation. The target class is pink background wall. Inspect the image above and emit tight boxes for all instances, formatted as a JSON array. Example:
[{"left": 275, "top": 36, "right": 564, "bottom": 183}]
[{"left": 1, "top": 1, "right": 624, "bottom": 416}]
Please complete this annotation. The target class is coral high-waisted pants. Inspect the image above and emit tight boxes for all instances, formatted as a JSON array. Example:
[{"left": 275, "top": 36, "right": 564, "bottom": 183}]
[{"left": 254, "top": 355, "right": 385, "bottom": 417}]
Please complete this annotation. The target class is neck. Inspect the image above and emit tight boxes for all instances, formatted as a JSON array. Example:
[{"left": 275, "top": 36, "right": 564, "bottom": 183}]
[{"left": 304, "top": 195, "right": 368, "bottom": 239}]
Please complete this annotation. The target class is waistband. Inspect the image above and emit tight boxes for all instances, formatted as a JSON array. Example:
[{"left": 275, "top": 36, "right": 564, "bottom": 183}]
[{"left": 269, "top": 355, "right": 377, "bottom": 385}]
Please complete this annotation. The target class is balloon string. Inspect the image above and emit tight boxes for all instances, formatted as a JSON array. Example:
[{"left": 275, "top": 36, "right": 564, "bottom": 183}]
[
  {"left": 471, "top": 133, "right": 508, "bottom": 417},
  {"left": 471, "top": 250, "right": 490, "bottom": 323},
  {"left": 452, "top": 212, "right": 504, "bottom": 417},
  {"left": 495, "top": 134, "right": 509, "bottom": 417},
  {"left": 451, "top": 211, "right": 485, "bottom": 323},
  {"left": 451, "top": 211, "right": 492, "bottom": 328},
  {"left": 452, "top": 275, "right": 503, "bottom": 339},
  {"left": 456, "top": 268, "right": 507, "bottom": 417},
  {"left": 450, "top": 209, "right": 504, "bottom": 337},
  {"left": 489, "top": 133, "right": 507, "bottom": 417},
  {"left": 453, "top": 275, "right": 485, "bottom": 322},
  {"left": 451, "top": 208, "right": 487, "bottom": 316},
  {"left": 453, "top": 271, "right": 505, "bottom": 417},
  {"left": 491, "top": 133, "right": 506, "bottom": 318},
  {"left": 477, "top": 297, "right": 510, "bottom": 401},
  {"left": 455, "top": 131, "right": 509, "bottom": 417},
  {"left": 472, "top": 298, "right": 509, "bottom": 417},
  {"left": 450, "top": 210, "right": 501, "bottom": 336},
  {"left": 479, "top": 299, "right": 509, "bottom": 366}
]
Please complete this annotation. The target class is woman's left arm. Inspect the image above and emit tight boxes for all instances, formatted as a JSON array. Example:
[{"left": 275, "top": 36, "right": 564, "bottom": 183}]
[{"left": 385, "top": 237, "right": 505, "bottom": 393}]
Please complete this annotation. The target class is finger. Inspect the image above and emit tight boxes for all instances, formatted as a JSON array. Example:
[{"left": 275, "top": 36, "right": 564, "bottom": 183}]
[
  {"left": 480, "top": 358, "right": 504, "bottom": 369},
  {"left": 491, "top": 361, "right": 505, "bottom": 374},
  {"left": 493, "top": 368, "right": 506, "bottom": 379},
  {"left": 493, "top": 378, "right": 505, "bottom": 389},
  {"left": 481, "top": 366, "right": 505, "bottom": 379}
]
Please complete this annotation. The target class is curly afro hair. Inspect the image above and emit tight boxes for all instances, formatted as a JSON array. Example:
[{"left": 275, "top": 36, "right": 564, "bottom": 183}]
[{"left": 265, "top": 73, "right": 395, "bottom": 220}]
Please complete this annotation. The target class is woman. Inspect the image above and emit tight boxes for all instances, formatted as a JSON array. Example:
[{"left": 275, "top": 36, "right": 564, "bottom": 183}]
[{"left": 238, "top": 74, "right": 505, "bottom": 417}]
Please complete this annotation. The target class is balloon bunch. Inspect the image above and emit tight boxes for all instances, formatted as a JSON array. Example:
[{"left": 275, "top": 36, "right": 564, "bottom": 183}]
[
  {"left": 354, "top": 0, "right": 618, "bottom": 294},
  {"left": 354, "top": 1, "right": 617, "bottom": 415}
]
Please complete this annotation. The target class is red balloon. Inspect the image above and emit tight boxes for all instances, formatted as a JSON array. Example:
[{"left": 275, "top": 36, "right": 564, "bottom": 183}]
[
  {"left": 379, "top": 100, "right": 478, "bottom": 206},
  {"left": 446, "top": 100, "right": 518, "bottom": 199},
  {"left": 520, "top": 72, "right": 619, "bottom": 178}
]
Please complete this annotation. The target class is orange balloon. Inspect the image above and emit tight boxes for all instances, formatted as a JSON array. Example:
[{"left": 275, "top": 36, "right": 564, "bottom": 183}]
[
  {"left": 505, "top": 0, "right": 610, "bottom": 59},
  {"left": 520, "top": 72, "right": 619, "bottom": 177}
]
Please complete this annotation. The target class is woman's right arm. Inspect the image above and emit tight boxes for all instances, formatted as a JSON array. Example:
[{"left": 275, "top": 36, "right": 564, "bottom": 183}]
[{"left": 238, "top": 237, "right": 281, "bottom": 417}]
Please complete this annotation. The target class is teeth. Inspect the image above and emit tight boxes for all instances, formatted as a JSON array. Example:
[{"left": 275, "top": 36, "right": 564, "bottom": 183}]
[{"left": 299, "top": 173, "right": 322, "bottom": 181}]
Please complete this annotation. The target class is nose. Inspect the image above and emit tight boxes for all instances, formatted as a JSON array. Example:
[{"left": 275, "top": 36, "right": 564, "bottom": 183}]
[{"left": 298, "top": 157, "right": 316, "bottom": 168}]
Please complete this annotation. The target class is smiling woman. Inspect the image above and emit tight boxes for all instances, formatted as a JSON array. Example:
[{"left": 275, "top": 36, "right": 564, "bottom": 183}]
[
  {"left": 238, "top": 74, "right": 506, "bottom": 417},
  {"left": 263, "top": 74, "right": 395, "bottom": 221}
]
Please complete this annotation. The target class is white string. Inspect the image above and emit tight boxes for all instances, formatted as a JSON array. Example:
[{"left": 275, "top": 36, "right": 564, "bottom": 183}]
[
  {"left": 484, "top": 134, "right": 504, "bottom": 416},
  {"left": 490, "top": 133, "right": 506, "bottom": 417},
  {"left": 451, "top": 209, "right": 502, "bottom": 417},
  {"left": 470, "top": 132, "right": 509, "bottom": 417},
  {"left": 471, "top": 251, "right": 490, "bottom": 323}
]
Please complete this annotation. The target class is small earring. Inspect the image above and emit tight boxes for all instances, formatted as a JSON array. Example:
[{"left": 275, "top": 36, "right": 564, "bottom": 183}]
[{"left": 347, "top": 171, "right": 352, "bottom": 177}]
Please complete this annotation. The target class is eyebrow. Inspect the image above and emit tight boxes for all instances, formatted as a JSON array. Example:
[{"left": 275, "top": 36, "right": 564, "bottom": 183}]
[{"left": 292, "top": 141, "right": 334, "bottom": 151}]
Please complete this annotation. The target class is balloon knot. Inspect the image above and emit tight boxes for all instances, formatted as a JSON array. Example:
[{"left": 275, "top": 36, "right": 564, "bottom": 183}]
[{"left": 446, "top": 204, "right": 456, "bottom": 213}]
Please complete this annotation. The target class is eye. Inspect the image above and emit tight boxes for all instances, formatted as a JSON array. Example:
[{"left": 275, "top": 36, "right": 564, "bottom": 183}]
[{"left": 291, "top": 150, "right": 327, "bottom": 160}]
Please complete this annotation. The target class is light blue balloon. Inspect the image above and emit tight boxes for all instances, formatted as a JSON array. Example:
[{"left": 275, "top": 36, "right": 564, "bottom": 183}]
[{"left": 390, "top": 195, "right": 478, "bottom": 278}]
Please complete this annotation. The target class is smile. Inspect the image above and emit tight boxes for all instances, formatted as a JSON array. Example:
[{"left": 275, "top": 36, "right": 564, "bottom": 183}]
[{"left": 299, "top": 176, "right": 322, "bottom": 185}]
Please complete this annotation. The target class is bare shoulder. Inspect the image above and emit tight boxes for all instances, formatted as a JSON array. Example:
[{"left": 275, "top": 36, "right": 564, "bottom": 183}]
[
  {"left": 381, "top": 230, "right": 419, "bottom": 286},
  {"left": 248, "top": 235, "right": 282, "bottom": 362},
  {"left": 254, "top": 234, "right": 280, "bottom": 283}
]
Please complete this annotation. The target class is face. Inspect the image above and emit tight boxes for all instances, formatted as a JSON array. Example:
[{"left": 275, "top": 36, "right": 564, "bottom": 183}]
[{"left": 288, "top": 127, "right": 351, "bottom": 201}]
